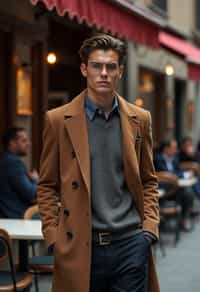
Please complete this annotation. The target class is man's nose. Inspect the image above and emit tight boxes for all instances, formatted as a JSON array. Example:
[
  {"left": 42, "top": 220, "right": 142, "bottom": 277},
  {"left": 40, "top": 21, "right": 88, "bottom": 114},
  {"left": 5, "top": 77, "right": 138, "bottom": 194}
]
[{"left": 101, "top": 64, "right": 108, "bottom": 76}]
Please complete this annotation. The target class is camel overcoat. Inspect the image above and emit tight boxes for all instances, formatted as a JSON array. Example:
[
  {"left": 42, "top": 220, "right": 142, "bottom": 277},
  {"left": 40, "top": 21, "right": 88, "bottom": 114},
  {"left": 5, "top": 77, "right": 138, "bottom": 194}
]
[{"left": 37, "top": 90, "right": 160, "bottom": 292}]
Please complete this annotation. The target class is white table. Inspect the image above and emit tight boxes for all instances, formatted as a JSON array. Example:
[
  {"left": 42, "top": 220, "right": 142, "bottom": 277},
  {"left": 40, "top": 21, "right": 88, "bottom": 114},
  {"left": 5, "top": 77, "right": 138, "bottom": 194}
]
[
  {"left": 178, "top": 177, "right": 198, "bottom": 187},
  {"left": 0, "top": 219, "right": 43, "bottom": 272},
  {"left": 158, "top": 189, "right": 166, "bottom": 198},
  {"left": 0, "top": 219, "right": 43, "bottom": 240}
]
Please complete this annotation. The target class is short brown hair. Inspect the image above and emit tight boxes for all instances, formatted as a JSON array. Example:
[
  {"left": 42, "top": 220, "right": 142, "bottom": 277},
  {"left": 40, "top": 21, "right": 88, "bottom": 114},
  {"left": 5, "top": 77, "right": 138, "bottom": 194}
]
[
  {"left": 2, "top": 127, "right": 25, "bottom": 150},
  {"left": 79, "top": 34, "right": 126, "bottom": 65}
]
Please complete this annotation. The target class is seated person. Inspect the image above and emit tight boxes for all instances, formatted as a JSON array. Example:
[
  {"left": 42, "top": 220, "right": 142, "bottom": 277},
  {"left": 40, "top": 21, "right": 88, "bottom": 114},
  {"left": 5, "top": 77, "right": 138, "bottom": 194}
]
[
  {"left": 179, "top": 137, "right": 200, "bottom": 163},
  {"left": 154, "top": 139, "right": 194, "bottom": 231},
  {"left": 0, "top": 127, "right": 38, "bottom": 218},
  {"left": 178, "top": 137, "right": 200, "bottom": 199}
]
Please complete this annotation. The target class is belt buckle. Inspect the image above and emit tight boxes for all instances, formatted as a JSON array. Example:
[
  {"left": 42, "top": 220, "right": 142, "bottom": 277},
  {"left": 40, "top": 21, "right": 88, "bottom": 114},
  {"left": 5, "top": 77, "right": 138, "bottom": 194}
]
[{"left": 98, "top": 232, "right": 111, "bottom": 245}]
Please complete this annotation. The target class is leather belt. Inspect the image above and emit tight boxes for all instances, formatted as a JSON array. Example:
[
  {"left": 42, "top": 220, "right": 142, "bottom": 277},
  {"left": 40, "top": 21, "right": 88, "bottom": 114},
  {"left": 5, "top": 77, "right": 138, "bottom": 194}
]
[
  {"left": 92, "top": 225, "right": 142, "bottom": 246},
  {"left": 92, "top": 232, "right": 112, "bottom": 245}
]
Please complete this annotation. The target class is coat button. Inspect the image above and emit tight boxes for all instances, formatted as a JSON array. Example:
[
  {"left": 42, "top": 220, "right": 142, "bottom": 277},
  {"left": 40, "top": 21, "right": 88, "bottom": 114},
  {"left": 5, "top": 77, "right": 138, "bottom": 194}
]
[
  {"left": 72, "top": 151, "right": 76, "bottom": 158},
  {"left": 72, "top": 181, "right": 79, "bottom": 189},
  {"left": 66, "top": 231, "right": 73, "bottom": 240},
  {"left": 64, "top": 209, "right": 70, "bottom": 216}
]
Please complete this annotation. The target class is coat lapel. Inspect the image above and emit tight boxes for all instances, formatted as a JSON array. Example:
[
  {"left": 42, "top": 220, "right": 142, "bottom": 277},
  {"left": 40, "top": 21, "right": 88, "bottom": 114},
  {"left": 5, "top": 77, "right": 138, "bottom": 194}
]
[
  {"left": 64, "top": 92, "right": 90, "bottom": 195},
  {"left": 118, "top": 95, "right": 143, "bottom": 216},
  {"left": 62, "top": 92, "right": 143, "bottom": 209}
]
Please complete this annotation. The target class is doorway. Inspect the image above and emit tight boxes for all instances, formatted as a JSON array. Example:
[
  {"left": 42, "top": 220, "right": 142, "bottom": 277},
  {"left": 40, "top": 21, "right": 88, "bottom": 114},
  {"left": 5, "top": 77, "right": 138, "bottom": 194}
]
[{"left": 174, "top": 79, "right": 186, "bottom": 144}]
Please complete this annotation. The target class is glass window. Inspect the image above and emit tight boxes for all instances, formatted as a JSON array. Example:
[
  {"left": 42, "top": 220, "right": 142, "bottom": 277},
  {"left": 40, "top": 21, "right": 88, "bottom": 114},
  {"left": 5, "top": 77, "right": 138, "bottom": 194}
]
[
  {"left": 196, "top": 0, "right": 200, "bottom": 30},
  {"left": 153, "top": 0, "right": 167, "bottom": 12}
]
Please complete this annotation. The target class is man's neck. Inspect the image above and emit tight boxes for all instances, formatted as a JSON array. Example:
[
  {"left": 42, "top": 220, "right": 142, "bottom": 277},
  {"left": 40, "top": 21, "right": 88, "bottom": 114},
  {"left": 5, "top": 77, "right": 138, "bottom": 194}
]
[
  {"left": 163, "top": 153, "right": 173, "bottom": 160},
  {"left": 87, "top": 89, "right": 115, "bottom": 112},
  {"left": 7, "top": 147, "right": 19, "bottom": 156}
]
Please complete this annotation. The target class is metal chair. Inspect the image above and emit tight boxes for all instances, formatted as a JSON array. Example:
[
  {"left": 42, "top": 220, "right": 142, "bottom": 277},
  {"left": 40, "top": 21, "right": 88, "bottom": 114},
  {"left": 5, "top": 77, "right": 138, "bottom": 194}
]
[
  {"left": 24, "top": 205, "right": 54, "bottom": 292},
  {"left": 156, "top": 171, "right": 182, "bottom": 246},
  {"left": 0, "top": 228, "right": 33, "bottom": 291}
]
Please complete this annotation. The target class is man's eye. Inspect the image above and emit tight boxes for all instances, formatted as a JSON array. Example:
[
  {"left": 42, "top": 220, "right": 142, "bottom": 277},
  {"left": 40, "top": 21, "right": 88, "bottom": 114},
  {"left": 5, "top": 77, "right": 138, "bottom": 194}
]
[
  {"left": 91, "top": 62, "right": 102, "bottom": 69},
  {"left": 107, "top": 64, "right": 117, "bottom": 71},
  {"left": 90, "top": 62, "right": 118, "bottom": 71}
]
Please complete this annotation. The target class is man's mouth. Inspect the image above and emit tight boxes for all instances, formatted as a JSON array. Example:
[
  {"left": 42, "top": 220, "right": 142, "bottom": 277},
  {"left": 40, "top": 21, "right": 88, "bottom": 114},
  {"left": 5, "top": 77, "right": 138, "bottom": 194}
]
[{"left": 97, "top": 81, "right": 110, "bottom": 85}]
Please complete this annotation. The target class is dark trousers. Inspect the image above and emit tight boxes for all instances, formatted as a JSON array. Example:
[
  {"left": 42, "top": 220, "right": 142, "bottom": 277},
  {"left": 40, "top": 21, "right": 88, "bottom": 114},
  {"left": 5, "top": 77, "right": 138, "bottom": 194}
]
[
  {"left": 90, "top": 232, "right": 150, "bottom": 292},
  {"left": 176, "top": 187, "right": 194, "bottom": 218}
]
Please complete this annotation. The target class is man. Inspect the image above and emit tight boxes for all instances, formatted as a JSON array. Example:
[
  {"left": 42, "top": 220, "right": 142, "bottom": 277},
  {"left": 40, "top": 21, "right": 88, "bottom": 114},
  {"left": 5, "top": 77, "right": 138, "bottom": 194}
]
[
  {"left": 178, "top": 137, "right": 200, "bottom": 199},
  {"left": 37, "top": 34, "right": 160, "bottom": 292},
  {"left": 154, "top": 140, "right": 181, "bottom": 175},
  {"left": 0, "top": 127, "right": 38, "bottom": 218},
  {"left": 179, "top": 137, "right": 200, "bottom": 163},
  {"left": 154, "top": 139, "right": 194, "bottom": 230}
]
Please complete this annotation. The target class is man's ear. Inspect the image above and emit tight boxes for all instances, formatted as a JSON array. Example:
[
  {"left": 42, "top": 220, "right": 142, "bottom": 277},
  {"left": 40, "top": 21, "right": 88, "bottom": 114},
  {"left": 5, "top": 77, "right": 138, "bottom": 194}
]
[
  {"left": 119, "top": 65, "right": 124, "bottom": 79},
  {"left": 80, "top": 63, "right": 87, "bottom": 77}
]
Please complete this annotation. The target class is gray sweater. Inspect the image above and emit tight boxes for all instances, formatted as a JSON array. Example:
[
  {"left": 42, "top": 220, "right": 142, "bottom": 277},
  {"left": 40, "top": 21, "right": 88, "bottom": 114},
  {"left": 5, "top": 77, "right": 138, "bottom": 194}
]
[{"left": 86, "top": 108, "right": 142, "bottom": 239}]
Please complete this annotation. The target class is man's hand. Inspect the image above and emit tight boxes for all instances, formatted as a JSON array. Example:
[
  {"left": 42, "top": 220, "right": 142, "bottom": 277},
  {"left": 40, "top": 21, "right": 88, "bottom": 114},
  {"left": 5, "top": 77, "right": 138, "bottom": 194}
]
[{"left": 29, "top": 169, "right": 39, "bottom": 181}]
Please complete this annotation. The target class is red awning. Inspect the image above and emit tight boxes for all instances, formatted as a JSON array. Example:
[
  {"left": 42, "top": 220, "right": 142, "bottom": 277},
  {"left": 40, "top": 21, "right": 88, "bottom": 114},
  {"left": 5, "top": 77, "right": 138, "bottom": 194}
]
[
  {"left": 30, "top": 0, "right": 160, "bottom": 48},
  {"left": 159, "top": 31, "right": 200, "bottom": 80},
  {"left": 188, "top": 63, "right": 200, "bottom": 81},
  {"left": 159, "top": 31, "right": 200, "bottom": 63}
]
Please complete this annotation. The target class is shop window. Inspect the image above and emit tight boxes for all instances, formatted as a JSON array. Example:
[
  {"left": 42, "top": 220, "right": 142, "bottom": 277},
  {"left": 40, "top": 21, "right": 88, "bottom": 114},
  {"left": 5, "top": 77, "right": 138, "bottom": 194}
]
[
  {"left": 196, "top": 0, "right": 200, "bottom": 31},
  {"left": 152, "top": 0, "right": 167, "bottom": 12}
]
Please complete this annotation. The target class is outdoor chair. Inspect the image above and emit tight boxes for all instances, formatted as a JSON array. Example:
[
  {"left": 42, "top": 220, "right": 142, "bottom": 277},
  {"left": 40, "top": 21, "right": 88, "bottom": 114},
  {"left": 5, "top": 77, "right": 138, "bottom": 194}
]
[
  {"left": 0, "top": 228, "right": 33, "bottom": 291},
  {"left": 24, "top": 205, "right": 54, "bottom": 292},
  {"left": 156, "top": 171, "right": 182, "bottom": 246}
]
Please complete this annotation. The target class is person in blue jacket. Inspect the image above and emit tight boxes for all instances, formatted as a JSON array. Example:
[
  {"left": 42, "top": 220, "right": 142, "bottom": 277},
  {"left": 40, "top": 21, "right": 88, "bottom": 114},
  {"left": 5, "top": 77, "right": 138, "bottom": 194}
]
[
  {"left": 0, "top": 127, "right": 38, "bottom": 218},
  {"left": 154, "top": 139, "right": 194, "bottom": 231}
]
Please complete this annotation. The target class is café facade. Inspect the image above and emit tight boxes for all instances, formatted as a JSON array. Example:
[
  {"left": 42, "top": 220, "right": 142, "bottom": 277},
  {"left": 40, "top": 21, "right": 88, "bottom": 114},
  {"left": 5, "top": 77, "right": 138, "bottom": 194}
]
[{"left": 1, "top": 0, "right": 200, "bottom": 168}]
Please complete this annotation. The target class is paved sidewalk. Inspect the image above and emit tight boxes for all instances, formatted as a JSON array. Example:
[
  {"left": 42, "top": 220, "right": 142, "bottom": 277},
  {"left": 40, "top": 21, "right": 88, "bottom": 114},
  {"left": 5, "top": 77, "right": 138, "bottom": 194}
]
[
  {"left": 156, "top": 221, "right": 200, "bottom": 292},
  {"left": 31, "top": 221, "right": 200, "bottom": 292}
]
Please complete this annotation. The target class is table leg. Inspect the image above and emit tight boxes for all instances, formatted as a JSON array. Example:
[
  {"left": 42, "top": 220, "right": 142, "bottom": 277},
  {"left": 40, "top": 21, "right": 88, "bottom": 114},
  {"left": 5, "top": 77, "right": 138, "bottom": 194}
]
[
  {"left": 19, "top": 240, "right": 31, "bottom": 291},
  {"left": 19, "top": 240, "right": 29, "bottom": 271}
]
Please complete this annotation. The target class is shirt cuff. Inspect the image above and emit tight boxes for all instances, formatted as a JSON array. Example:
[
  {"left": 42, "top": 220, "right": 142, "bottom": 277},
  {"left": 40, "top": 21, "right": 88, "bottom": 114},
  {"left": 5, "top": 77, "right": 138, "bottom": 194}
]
[{"left": 143, "top": 231, "right": 157, "bottom": 243}]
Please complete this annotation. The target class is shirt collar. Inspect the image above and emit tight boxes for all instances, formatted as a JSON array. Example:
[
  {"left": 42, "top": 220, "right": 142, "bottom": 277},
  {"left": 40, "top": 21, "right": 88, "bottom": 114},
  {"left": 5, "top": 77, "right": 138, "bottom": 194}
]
[
  {"left": 84, "top": 95, "right": 119, "bottom": 121},
  {"left": 163, "top": 154, "right": 174, "bottom": 162}
]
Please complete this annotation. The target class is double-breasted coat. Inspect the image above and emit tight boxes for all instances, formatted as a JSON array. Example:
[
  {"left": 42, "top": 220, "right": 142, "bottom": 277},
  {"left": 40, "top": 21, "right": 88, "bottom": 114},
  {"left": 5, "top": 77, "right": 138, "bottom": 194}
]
[{"left": 37, "top": 90, "right": 160, "bottom": 292}]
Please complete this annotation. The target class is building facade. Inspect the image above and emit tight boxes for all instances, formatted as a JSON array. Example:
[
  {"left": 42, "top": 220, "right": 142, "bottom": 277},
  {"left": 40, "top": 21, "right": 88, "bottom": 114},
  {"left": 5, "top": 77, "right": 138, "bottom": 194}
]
[
  {"left": 126, "top": 0, "right": 200, "bottom": 144},
  {"left": 1, "top": 0, "right": 200, "bottom": 167}
]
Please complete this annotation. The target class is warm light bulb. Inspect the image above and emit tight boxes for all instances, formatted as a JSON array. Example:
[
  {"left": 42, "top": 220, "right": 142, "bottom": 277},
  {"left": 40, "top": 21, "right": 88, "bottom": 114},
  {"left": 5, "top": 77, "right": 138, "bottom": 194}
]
[
  {"left": 165, "top": 64, "right": 174, "bottom": 76},
  {"left": 47, "top": 52, "right": 57, "bottom": 64}
]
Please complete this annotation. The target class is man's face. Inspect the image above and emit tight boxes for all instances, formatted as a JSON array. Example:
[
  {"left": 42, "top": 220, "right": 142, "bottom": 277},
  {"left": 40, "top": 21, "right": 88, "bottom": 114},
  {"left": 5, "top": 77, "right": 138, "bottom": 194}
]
[
  {"left": 12, "top": 130, "right": 30, "bottom": 156},
  {"left": 168, "top": 141, "right": 178, "bottom": 157},
  {"left": 80, "top": 49, "right": 123, "bottom": 95},
  {"left": 182, "top": 141, "right": 194, "bottom": 155}
]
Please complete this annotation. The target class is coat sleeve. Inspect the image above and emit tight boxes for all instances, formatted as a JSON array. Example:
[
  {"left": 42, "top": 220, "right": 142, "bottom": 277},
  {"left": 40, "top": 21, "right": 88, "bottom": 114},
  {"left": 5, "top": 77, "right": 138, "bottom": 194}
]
[
  {"left": 140, "top": 111, "right": 160, "bottom": 239},
  {"left": 37, "top": 112, "right": 60, "bottom": 249}
]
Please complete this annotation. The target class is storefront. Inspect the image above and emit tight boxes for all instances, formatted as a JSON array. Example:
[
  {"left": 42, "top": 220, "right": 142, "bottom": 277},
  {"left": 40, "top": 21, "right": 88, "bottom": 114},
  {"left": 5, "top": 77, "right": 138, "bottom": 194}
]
[
  {"left": 137, "top": 67, "right": 165, "bottom": 144},
  {"left": 1, "top": 0, "right": 200, "bottom": 166},
  {"left": 0, "top": 0, "right": 165, "bottom": 167},
  {"left": 159, "top": 30, "right": 200, "bottom": 143},
  {"left": 0, "top": 1, "right": 48, "bottom": 169}
]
